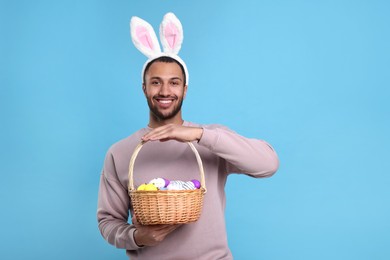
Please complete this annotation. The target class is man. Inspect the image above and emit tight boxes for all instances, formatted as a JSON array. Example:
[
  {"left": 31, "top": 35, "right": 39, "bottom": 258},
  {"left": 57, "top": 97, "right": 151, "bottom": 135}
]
[{"left": 97, "top": 13, "right": 279, "bottom": 259}]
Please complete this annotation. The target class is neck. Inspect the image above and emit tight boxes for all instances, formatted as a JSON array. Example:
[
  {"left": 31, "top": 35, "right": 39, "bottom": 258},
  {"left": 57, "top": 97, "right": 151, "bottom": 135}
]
[{"left": 148, "top": 112, "right": 184, "bottom": 128}]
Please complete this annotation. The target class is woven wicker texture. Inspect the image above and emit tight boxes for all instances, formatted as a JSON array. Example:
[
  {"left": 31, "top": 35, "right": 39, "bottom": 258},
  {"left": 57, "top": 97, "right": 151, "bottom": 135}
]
[{"left": 128, "top": 141, "right": 206, "bottom": 225}]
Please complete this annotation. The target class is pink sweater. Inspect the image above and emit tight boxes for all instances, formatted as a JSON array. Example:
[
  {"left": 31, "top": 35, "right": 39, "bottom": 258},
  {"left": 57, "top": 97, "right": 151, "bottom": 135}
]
[{"left": 97, "top": 121, "right": 279, "bottom": 259}]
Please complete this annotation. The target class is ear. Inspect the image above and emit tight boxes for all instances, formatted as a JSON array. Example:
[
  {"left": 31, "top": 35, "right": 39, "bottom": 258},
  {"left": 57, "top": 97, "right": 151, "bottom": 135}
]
[
  {"left": 159, "top": 12, "right": 183, "bottom": 55},
  {"left": 142, "top": 83, "right": 146, "bottom": 95},
  {"left": 183, "top": 84, "right": 188, "bottom": 99},
  {"left": 130, "top": 16, "right": 161, "bottom": 58}
]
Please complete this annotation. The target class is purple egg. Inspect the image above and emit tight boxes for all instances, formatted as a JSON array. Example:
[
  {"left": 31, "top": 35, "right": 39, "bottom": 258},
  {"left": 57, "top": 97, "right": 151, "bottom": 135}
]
[
  {"left": 163, "top": 178, "right": 170, "bottom": 187},
  {"left": 191, "top": 179, "right": 201, "bottom": 189}
]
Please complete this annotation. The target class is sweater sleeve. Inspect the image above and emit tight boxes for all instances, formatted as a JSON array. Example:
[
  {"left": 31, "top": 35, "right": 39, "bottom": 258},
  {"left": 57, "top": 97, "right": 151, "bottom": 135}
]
[
  {"left": 198, "top": 125, "right": 279, "bottom": 177},
  {"left": 97, "top": 151, "right": 141, "bottom": 251}
]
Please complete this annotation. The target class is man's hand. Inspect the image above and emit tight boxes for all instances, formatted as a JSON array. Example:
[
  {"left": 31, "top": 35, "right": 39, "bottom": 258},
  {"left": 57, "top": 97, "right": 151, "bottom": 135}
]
[
  {"left": 132, "top": 216, "right": 181, "bottom": 247},
  {"left": 142, "top": 124, "right": 203, "bottom": 142}
]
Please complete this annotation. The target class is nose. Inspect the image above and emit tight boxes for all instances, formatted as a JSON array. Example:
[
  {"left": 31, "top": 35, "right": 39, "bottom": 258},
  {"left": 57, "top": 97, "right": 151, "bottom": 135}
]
[{"left": 158, "top": 82, "right": 170, "bottom": 96}]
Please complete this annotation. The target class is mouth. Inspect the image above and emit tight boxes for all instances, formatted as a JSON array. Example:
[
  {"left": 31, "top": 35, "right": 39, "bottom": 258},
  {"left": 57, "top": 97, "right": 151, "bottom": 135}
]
[
  {"left": 154, "top": 97, "right": 176, "bottom": 108},
  {"left": 157, "top": 99, "right": 173, "bottom": 104}
]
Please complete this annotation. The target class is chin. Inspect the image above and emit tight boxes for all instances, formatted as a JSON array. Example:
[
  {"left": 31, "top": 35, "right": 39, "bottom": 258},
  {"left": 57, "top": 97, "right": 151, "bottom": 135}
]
[{"left": 153, "top": 110, "right": 180, "bottom": 121}]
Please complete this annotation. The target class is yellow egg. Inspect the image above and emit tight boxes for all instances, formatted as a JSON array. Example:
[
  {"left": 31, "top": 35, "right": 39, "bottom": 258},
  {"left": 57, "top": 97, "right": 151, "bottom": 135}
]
[
  {"left": 137, "top": 183, "right": 147, "bottom": 191},
  {"left": 144, "top": 183, "right": 158, "bottom": 191}
]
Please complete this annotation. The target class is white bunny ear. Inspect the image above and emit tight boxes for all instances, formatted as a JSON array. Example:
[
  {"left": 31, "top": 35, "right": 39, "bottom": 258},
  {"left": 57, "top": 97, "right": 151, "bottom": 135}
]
[
  {"left": 130, "top": 16, "right": 161, "bottom": 58},
  {"left": 159, "top": 13, "right": 183, "bottom": 55}
]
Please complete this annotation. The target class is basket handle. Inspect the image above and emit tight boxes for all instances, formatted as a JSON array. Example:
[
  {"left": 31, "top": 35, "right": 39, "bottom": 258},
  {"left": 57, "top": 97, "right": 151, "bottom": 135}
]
[{"left": 128, "top": 141, "right": 207, "bottom": 192}]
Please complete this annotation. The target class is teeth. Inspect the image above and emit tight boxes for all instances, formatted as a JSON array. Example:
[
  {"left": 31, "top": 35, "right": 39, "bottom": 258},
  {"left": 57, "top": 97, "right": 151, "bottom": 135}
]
[{"left": 159, "top": 100, "right": 172, "bottom": 104}]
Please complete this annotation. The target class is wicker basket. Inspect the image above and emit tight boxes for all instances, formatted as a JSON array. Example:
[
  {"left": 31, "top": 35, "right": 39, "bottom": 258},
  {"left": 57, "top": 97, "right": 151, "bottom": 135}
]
[{"left": 128, "top": 141, "right": 207, "bottom": 225}]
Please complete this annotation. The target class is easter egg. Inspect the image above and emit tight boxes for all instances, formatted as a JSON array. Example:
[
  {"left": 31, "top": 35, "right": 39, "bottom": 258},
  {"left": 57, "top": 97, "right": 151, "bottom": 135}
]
[
  {"left": 167, "top": 181, "right": 184, "bottom": 190},
  {"left": 191, "top": 179, "right": 201, "bottom": 189},
  {"left": 137, "top": 183, "right": 147, "bottom": 191},
  {"left": 181, "top": 181, "right": 196, "bottom": 190},
  {"left": 144, "top": 183, "right": 158, "bottom": 191},
  {"left": 167, "top": 180, "right": 198, "bottom": 190},
  {"left": 149, "top": 178, "right": 170, "bottom": 189}
]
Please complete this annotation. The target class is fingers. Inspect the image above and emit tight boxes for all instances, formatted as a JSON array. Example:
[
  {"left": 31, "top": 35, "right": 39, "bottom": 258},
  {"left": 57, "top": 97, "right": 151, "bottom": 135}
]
[
  {"left": 161, "top": 224, "right": 181, "bottom": 233},
  {"left": 153, "top": 224, "right": 181, "bottom": 242},
  {"left": 150, "top": 224, "right": 181, "bottom": 233},
  {"left": 133, "top": 222, "right": 182, "bottom": 247},
  {"left": 154, "top": 226, "right": 177, "bottom": 239},
  {"left": 142, "top": 124, "right": 177, "bottom": 141},
  {"left": 141, "top": 124, "right": 203, "bottom": 142}
]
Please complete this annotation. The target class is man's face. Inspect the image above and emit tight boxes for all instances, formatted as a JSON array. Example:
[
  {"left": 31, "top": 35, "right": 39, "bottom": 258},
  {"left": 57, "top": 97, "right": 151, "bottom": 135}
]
[{"left": 143, "top": 61, "right": 187, "bottom": 121}]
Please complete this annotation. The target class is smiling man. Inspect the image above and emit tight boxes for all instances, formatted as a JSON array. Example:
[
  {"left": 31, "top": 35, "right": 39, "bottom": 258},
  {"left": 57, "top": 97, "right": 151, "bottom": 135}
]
[
  {"left": 143, "top": 56, "right": 187, "bottom": 126},
  {"left": 97, "top": 13, "right": 279, "bottom": 260}
]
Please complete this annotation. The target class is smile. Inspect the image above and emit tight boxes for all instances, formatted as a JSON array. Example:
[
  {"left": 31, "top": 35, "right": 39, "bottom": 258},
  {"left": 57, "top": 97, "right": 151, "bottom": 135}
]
[
  {"left": 157, "top": 99, "right": 173, "bottom": 104},
  {"left": 154, "top": 98, "right": 176, "bottom": 108}
]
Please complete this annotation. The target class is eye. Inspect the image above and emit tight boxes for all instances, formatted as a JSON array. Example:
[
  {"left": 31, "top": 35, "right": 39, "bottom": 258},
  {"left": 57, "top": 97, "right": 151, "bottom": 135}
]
[
  {"left": 170, "top": 81, "right": 180, "bottom": 86},
  {"left": 151, "top": 81, "right": 160, "bottom": 85}
]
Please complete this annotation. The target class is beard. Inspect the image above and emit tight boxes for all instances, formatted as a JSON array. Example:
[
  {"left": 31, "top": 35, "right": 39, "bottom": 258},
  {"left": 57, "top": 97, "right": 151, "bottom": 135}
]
[{"left": 147, "top": 95, "right": 184, "bottom": 121}]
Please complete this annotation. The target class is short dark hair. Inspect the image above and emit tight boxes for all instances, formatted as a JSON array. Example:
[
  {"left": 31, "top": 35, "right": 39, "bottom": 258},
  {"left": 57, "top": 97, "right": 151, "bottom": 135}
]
[{"left": 143, "top": 56, "right": 186, "bottom": 85}]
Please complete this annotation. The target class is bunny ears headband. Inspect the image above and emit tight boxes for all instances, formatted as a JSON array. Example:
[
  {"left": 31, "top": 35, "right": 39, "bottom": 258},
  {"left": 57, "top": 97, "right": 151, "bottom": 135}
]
[{"left": 130, "top": 12, "right": 189, "bottom": 84}]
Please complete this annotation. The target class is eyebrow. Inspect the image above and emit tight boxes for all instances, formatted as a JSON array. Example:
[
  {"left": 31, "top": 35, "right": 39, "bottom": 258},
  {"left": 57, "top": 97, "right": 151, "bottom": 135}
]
[{"left": 149, "top": 76, "right": 183, "bottom": 82}]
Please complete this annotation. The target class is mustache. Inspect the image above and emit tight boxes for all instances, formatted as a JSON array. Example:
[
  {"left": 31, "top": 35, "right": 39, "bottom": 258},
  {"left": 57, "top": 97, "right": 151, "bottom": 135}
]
[{"left": 153, "top": 95, "right": 178, "bottom": 100}]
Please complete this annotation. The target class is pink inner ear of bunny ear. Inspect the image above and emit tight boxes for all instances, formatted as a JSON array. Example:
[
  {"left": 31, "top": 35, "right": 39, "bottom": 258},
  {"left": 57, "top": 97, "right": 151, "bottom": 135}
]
[
  {"left": 136, "top": 26, "right": 154, "bottom": 50},
  {"left": 163, "top": 21, "right": 180, "bottom": 50}
]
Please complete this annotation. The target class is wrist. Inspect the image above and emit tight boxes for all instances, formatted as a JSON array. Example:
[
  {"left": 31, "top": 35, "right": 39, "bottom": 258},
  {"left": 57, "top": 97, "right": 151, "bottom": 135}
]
[{"left": 196, "top": 127, "right": 204, "bottom": 142}]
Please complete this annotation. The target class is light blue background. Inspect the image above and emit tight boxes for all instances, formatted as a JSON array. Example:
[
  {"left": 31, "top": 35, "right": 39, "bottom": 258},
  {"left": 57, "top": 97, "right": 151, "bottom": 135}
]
[{"left": 1, "top": 0, "right": 389, "bottom": 259}]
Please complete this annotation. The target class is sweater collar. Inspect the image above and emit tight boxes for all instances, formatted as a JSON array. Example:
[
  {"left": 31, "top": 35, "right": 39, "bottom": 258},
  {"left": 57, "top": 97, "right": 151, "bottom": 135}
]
[{"left": 146, "top": 120, "right": 189, "bottom": 130}]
